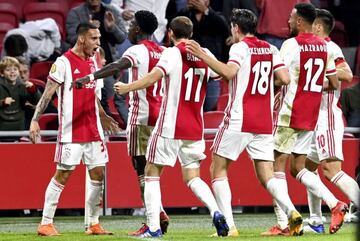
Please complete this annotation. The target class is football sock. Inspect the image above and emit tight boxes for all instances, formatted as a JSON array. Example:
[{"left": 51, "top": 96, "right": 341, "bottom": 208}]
[
  {"left": 331, "top": 171, "right": 360, "bottom": 207},
  {"left": 307, "top": 171, "right": 323, "bottom": 224},
  {"left": 41, "top": 178, "right": 64, "bottom": 225},
  {"left": 297, "top": 168, "right": 338, "bottom": 209},
  {"left": 87, "top": 180, "right": 103, "bottom": 225},
  {"left": 187, "top": 177, "right": 219, "bottom": 217},
  {"left": 273, "top": 172, "right": 288, "bottom": 229},
  {"left": 144, "top": 176, "right": 161, "bottom": 232},
  {"left": 212, "top": 177, "right": 235, "bottom": 229}
]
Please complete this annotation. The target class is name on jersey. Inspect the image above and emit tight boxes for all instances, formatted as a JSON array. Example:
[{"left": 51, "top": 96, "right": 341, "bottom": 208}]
[
  {"left": 186, "top": 53, "right": 200, "bottom": 62},
  {"left": 248, "top": 47, "right": 273, "bottom": 55},
  {"left": 300, "top": 44, "right": 327, "bottom": 52},
  {"left": 150, "top": 51, "right": 162, "bottom": 59}
]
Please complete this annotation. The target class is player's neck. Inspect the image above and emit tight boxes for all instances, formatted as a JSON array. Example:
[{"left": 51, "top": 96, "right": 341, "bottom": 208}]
[
  {"left": 72, "top": 45, "right": 89, "bottom": 60},
  {"left": 137, "top": 34, "right": 151, "bottom": 43},
  {"left": 173, "top": 38, "right": 188, "bottom": 45}
]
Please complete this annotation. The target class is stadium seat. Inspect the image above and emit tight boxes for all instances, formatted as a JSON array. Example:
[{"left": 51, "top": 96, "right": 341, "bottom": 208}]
[
  {"left": 30, "top": 61, "right": 53, "bottom": 81},
  {"left": 0, "top": 3, "right": 19, "bottom": 28},
  {"left": 329, "top": 21, "right": 349, "bottom": 47},
  {"left": 38, "top": 113, "right": 59, "bottom": 142},
  {"left": 0, "top": 23, "right": 14, "bottom": 50},
  {"left": 219, "top": 80, "right": 228, "bottom": 95},
  {"left": 0, "top": 0, "right": 37, "bottom": 21},
  {"left": 217, "top": 94, "right": 229, "bottom": 111},
  {"left": 23, "top": 2, "right": 67, "bottom": 39}
]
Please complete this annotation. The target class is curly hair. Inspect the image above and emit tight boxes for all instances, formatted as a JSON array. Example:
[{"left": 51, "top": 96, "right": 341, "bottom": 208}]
[
  {"left": 0, "top": 56, "right": 20, "bottom": 74},
  {"left": 135, "top": 10, "right": 158, "bottom": 35}
]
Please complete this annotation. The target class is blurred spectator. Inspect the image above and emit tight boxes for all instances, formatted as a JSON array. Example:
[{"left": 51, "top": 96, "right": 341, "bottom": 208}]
[
  {"left": 0, "top": 57, "right": 41, "bottom": 140},
  {"left": 256, "top": 0, "right": 310, "bottom": 49},
  {"left": 222, "top": 0, "right": 259, "bottom": 21},
  {"left": 66, "top": 0, "right": 127, "bottom": 64},
  {"left": 16, "top": 57, "right": 57, "bottom": 129},
  {"left": 341, "top": 82, "right": 360, "bottom": 131},
  {"left": 2, "top": 18, "right": 62, "bottom": 64},
  {"left": 175, "top": 0, "right": 230, "bottom": 111}
]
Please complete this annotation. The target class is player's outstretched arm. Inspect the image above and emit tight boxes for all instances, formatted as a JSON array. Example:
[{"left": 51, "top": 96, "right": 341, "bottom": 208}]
[
  {"left": 74, "top": 58, "right": 132, "bottom": 88},
  {"left": 186, "top": 40, "right": 238, "bottom": 81},
  {"left": 114, "top": 68, "right": 163, "bottom": 95},
  {"left": 29, "top": 79, "right": 59, "bottom": 143}
]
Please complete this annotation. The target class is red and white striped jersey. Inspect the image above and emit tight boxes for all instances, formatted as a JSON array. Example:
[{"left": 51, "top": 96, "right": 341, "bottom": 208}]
[
  {"left": 277, "top": 33, "right": 336, "bottom": 131},
  {"left": 154, "top": 42, "right": 219, "bottom": 140},
  {"left": 48, "top": 50, "right": 104, "bottom": 143},
  {"left": 316, "top": 38, "right": 346, "bottom": 131},
  {"left": 223, "top": 36, "right": 285, "bottom": 134},
  {"left": 123, "top": 40, "right": 164, "bottom": 126}
]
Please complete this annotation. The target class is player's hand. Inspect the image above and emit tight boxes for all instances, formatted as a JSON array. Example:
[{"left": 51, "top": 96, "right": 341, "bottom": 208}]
[
  {"left": 71, "top": 76, "right": 90, "bottom": 90},
  {"left": 24, "top": 81, "right": 34, "bottom": 88},
  {"left": 29, "top": 120, "right": 41, "bottom": 144},
  {"left": 113, "top": 82, "right": 129, "bottom": 95},
  {"left": 122, "top": 10, "right": 134, "bottom": 21},
  {"left": 186, "top": 40, "right": 204, "bottom": 58},
  {"left": 4, "top": 97, "right": 15, "bottom": 105},
  {"left": 100, "top": 113, "right": 121, "bottom": 135},
  {"left": 104, "top": 11, "right": 115, "bottom": 30}
]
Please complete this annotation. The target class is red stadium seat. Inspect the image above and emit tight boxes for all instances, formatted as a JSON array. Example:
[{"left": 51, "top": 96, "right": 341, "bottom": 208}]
[
  {"left": 23, "top": 2, "right": 67, "bottom": 39},
  {"left": 30, "top": 61, "right": 53, "bottom": 82},
  {"left": 38, "top": 113, "right": 59, "bottom": 130},
  {"left": 29, "top": 78, "right": 46, "bottom": 90},
  {"left": 0, "top": 3, "right": 19, "bottom": 28},
  {"left": 0, "top": 23, "right": 14, "bottom": 50},
  {"left": 217, "top": 94, "right": 229, "bottom": 111},
  {"left": 219, "top": 80, "right": 228, "bottom": 95},
  {"left": 329, "top": 21, "right": 349, "bottom": 48},
  {"left": 0, "top": 0, "right": 37, "bottom": 21}
]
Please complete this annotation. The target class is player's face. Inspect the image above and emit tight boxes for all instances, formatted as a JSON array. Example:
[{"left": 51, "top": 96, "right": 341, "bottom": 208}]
[
  {"left": 230, "top": 23, "right": 241, "bottom": 42},
  {"left": 312, "top": 19, "right": 321, "bottom": 35},
  {"left": 288, "top": 8, "right": 299, "bottom": 36},
  {"left": 2, "top": 65, "right": 19, "bottom": 82},
  {"left": 128, "top": 19, "right": 138, "bottom": 44},
  {"left": 83, "top": 29, "right": 101, "bottom": 58}
]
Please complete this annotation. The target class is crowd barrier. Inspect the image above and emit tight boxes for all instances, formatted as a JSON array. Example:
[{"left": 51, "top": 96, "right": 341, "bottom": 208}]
[{"left": 1, "top": 138, "right": 358, "bottom": 210}]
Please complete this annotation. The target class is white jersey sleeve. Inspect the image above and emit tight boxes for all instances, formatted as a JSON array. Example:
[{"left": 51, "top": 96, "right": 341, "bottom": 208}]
[
  {"left": 279, "top": 39, "right": 296, "bottom": 68},
  {"left": 122, "top": 45, "right": 145, "bottom": 68},
  {"left": 48, "top": 58, "right": 66, "bottom": 84},
  {"left": 271, "top": 45, "right": 286, "bottom": 71},
  {"left": 228, "top": 42, "right": 246, "bottom": 68},
  {"left": 325, "top": 49, "right": 337, "bottom": 76},
  {"left": 155, "top": 47, "right": 180, "bottom": 76}
]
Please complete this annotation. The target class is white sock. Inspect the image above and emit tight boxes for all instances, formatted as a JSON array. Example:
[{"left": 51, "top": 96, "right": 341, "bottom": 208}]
[
  {"left": 307, "top": 171, "right": 323, "bottom": 224},
  {"left": 87, "top": 180, "right": 103, "bottom": 225},
  {"left": 187, "top": 177, "right": 219, "bottom": 217},
  {"left": 273, "top": 172, "right": 289, "bottom": 229},
  {"left": 331, "top": 171, "right": 360, "bottom": 208},
  {"left": 41, "top": 178, "right": 64, "bottom": 225},
  {"left": 144, "top": 176, "right": 161, "bottom": 232},
  {"left": 297, "top": 168, "right": 338, "bottom": 209},
  {"left": 212, "top": 177, "right": 235, "bottom": 229},
  {"left": 266, "top": 177, "right": 296, "bottom": 218}
]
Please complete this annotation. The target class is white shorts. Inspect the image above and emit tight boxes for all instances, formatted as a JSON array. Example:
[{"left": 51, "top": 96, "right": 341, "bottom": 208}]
[
  {"left": 212, "top": 127, "right": 274, "bottom": 161},
  {"left": 127, "top": 124, "right": 153, "bottom": 156},
  {"left": 146, "top": 134, "right": 206, "bottom": 167},
  {"left": 274, "top": 126, "right": 313, "bottom": 155},
  {"left": 54, "top": 141, "right": 108, "bottom": 170},
  {"left": 307, "top": 129, "right": 344, "bottom": 163}
]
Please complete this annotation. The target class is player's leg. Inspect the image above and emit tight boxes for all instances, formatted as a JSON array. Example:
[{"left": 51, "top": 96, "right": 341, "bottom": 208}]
[
  {"left": 179, "top": 139, "right": 229, "bottom": 237},
  {"left": 83, "top": 141, "right": 112, "bottom": 235},
  {"left": 210, "top": 128, "right": 250, "bottom": 235},
  {"left": 132, "top": 155, "right": 146, "bottom": 213},
  {"left": 38, "top": 142, "right": 82, "bottom": 236}
]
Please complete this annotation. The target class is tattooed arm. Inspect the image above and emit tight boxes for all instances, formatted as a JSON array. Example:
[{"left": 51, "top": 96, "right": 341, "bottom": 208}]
[
  {"left": 74, "top": 58, "right": 132, "bottom": 88},
  {"left": 29, "top": 80, "right": 60, "bottom": 143}
]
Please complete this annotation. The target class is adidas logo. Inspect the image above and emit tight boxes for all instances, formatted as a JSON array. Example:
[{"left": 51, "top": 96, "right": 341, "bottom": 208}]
[{"left": 74, "top": 68, "right": 80, "bottom": 74}]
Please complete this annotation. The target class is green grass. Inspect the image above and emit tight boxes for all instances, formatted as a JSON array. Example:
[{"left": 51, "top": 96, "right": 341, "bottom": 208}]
[{"left": 0, "top": 214, "right": 357, "bottom": 240}]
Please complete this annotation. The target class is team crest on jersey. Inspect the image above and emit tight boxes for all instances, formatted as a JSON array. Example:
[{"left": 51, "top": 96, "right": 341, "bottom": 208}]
[{"left": 50, "top": 64, "right": 57, "bottom": 73}]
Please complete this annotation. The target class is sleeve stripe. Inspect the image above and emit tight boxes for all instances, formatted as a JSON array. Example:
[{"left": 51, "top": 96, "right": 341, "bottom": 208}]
[
  {"left": 123, "top": 55, "right": 135, "bottom": 66},
  {"left": 48, "top": 76, "right": 62, "bottom": 84},
  {"left": 228, "top": 59, "right": 240, "bottom": 67},
  {"left": 325, "top": 69, "right": 337, "bottom": 75},
  {"left": 273, "top": 63, "right": 285, "bottom": 71},
  {"left": 155, "top": 66, "right": 167, "bottom": 76},
  {"left": 335, "top": 58, "right": 346, "bottom": 66}
]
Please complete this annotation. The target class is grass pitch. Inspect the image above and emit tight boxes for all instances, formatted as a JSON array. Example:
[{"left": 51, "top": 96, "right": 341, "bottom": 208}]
[{"left": 0, "top": 213, "right": 357, "bottom": 241}]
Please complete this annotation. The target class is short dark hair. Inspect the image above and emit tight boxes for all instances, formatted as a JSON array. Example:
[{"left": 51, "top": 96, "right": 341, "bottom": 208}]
[
  {"left": 135, "top": 10, "right": 158, "bottom": 35},
  {"left": 315, "top": 8, "right": 335, "bottom": 34},
  {"left": 4, "top": 34, "right": 28, "bottom": 57},
  {"left": 230, "top": 9, "right": 257, "bottom": 35},
  {"left": 76, "top": 22, "right": 98, "bottom": 36},
  {"left": 169, "top": 16, "right": 193, "bottom": 39},
  {"left": 295, "top": 3, "right": 316, "bottom": 25},
  {"left": 15, "top": 56, "right": 29, "bottom": 67}
]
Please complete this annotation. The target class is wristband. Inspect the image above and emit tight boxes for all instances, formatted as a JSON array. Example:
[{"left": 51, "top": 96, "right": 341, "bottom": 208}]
[{"left": 89, "top": 74, "right": 95, "bottom": 81}]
